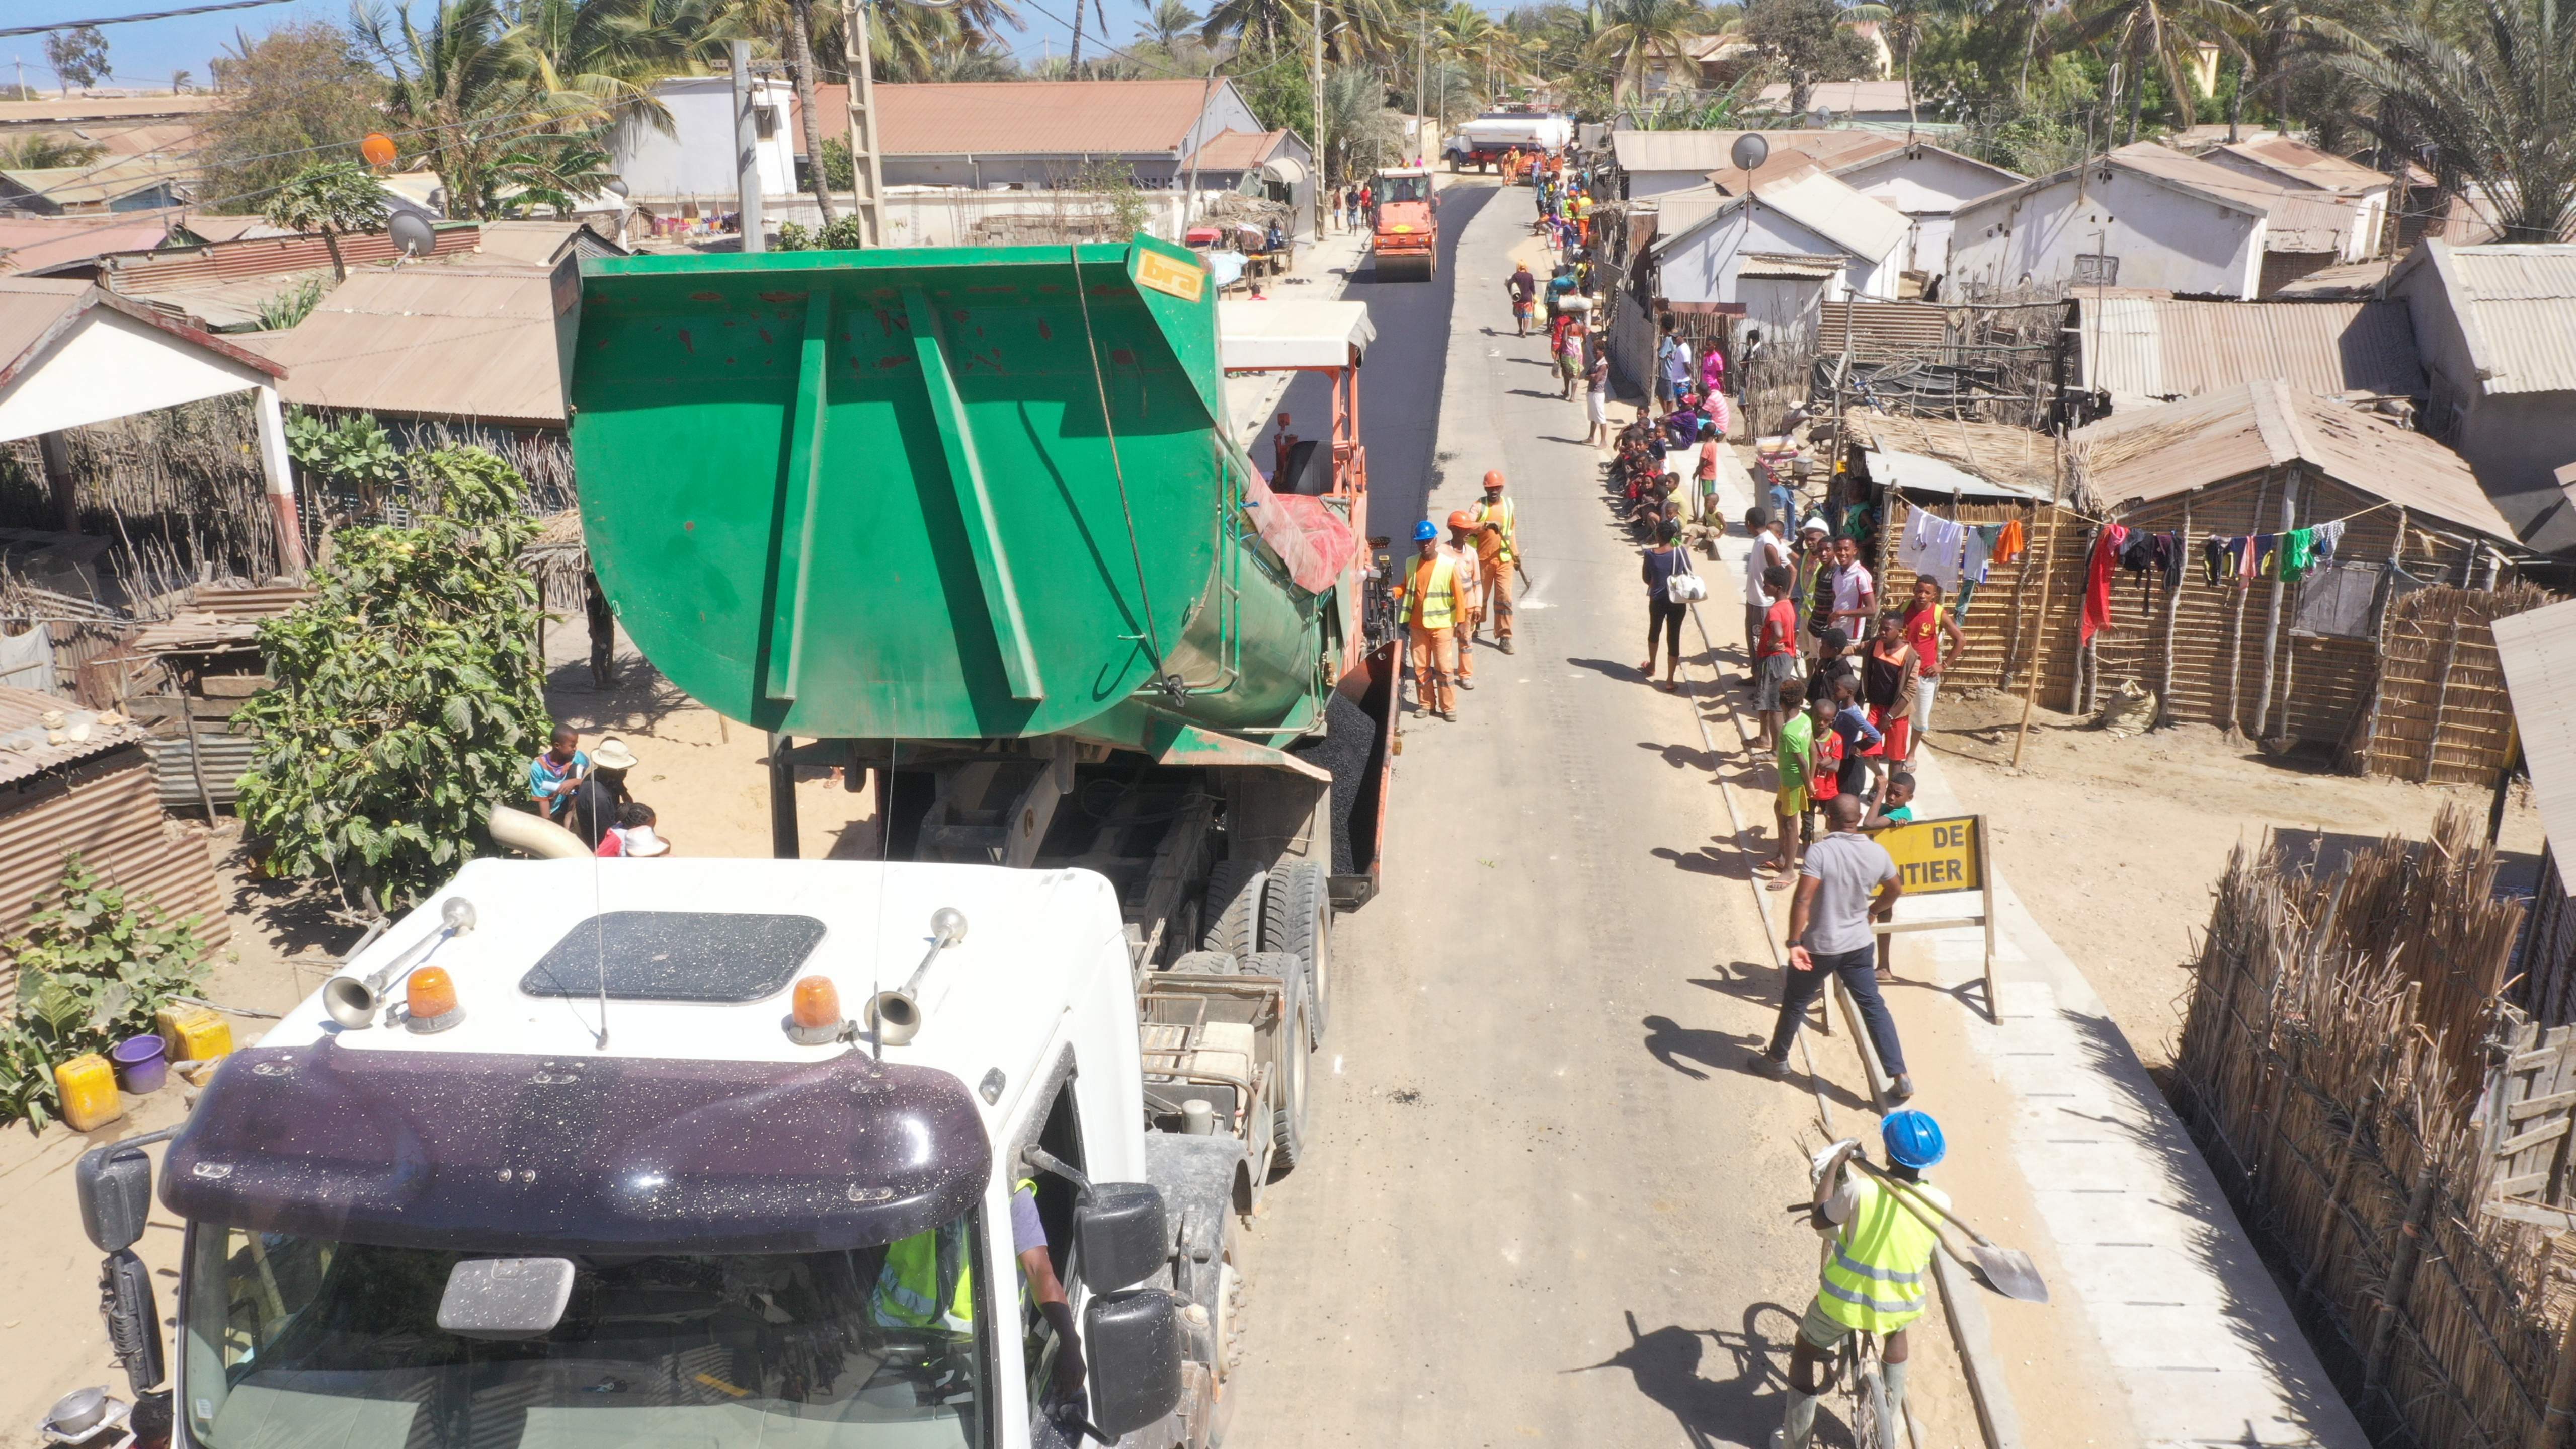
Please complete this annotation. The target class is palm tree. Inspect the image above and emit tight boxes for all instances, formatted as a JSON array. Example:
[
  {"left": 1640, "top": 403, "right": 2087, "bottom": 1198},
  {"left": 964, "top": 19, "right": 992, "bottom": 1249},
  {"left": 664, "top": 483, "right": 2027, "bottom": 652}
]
[
  {"left": 2059, "top": 0, "right": 2249, "bottom": 137},
  {"left": 262, "top": 159, "right": 389, "bottom": 280},
  {"left": 711, "top": 0, "right": 841, "bottom": 220},
  {"left": 1588, "top": 0, "right": 1713, "bottom": 102},
  {"left": 0, "top": 131, "right": 110, "bottom": 169},
  {"left": 2345, "top": 0, "right": 2576, "bottom": 242},
  {"left": 1201, "top": 0, "right": 1301, "bottom": 56},
  {"left": 1139, "top": 0, "right": 1204, "bottom": 47}
]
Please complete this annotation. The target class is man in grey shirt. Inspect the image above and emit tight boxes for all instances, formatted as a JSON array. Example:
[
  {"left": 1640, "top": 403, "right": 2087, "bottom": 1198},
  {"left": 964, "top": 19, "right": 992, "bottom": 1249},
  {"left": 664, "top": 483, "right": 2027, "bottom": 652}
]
[{"left": 1755, "top": 793, "right": 1914, "bottom": 1099}]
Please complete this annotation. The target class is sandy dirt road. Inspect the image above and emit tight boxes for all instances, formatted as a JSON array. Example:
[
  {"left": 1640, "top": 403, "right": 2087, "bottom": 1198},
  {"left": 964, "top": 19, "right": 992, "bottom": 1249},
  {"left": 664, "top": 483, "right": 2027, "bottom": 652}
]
[{"left": 1223, "top": 180, "right": 1973, "bottom": 1447}]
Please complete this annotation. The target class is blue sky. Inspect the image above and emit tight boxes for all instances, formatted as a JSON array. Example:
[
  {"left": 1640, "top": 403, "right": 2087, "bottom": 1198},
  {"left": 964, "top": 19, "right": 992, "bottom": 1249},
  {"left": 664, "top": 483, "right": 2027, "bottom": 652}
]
[{"left": 9, "top": 0, "right": 1192, "bottom": 93}]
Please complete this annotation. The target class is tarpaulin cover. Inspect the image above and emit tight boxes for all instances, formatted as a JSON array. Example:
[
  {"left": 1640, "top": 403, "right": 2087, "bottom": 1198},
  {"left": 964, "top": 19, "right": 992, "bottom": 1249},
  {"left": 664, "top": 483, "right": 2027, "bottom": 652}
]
[{"left": 1243, "top": 468, "right": 1358, "bottom": 595}]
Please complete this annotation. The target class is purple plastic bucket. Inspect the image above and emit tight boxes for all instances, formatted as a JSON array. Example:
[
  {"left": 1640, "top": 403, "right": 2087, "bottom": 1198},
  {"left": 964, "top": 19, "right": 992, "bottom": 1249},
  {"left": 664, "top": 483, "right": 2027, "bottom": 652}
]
[{"left": 110, "top": 1034, "right": 167, "bottom": 1095}]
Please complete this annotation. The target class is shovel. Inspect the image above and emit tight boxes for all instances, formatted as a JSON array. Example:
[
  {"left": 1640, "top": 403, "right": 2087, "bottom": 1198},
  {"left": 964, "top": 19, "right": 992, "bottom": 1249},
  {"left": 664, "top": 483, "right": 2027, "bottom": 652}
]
[{"left": 1849, "top": 1156, "right": 2051, "bottom": 1304}]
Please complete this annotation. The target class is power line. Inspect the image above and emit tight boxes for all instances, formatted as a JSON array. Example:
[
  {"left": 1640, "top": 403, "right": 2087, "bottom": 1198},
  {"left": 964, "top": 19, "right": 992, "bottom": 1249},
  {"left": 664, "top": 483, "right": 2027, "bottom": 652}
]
[{"left": 0, "top": 0, "right": 298, "bottom": 40}]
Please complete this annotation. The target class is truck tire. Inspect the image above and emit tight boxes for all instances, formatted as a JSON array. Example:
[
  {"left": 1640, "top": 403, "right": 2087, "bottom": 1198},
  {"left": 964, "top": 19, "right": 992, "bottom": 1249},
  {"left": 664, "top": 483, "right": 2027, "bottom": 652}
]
[
  {"left": 1261, "top": 861, "right": 1332, "bottom": 1048},
  {"left": 1206, "top": 1211, "right": 1246, "bottom": 1447},
  {"left": 1170, "top": 950, "right": 1240, "bottom": 975},
  {"left": 1202, "top": 862, "right": 1266, "bottom": 958},
  {"left": 1246, "top": 951, "right": 1309, "bottom": 1178}
]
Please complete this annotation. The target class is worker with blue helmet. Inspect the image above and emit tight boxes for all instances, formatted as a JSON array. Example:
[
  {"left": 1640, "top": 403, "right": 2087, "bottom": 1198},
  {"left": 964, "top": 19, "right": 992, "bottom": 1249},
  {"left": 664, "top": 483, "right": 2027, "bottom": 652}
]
[
  {"left": 1777, "top": 1110, "right": 1951, "bottom": 1449},
  {"left": 1393, "top": 519, "right": 1464, "bottom": 719}
]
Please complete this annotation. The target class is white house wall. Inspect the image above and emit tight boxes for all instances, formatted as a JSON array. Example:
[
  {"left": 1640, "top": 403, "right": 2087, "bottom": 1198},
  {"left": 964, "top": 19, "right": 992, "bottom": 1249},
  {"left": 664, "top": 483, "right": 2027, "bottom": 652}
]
[
  {"left": 610, "top": 77, "right": 798, "bottom": 201},
  {"left": 1950, "top": 169, "right": 2264, "bottom": 299},
  {"left": 0, "top": 309, "right": 274, "bottom": 442},
  {"left": 1659, "top": 206, "right": 1899, "bottom": 305}
]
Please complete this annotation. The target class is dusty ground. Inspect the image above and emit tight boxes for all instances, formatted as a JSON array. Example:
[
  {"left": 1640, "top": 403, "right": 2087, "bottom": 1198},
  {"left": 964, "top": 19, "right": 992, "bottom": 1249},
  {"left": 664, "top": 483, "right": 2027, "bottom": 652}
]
[{"left": 1916, "top": 688, "right": 2543, "bottom": 1072}]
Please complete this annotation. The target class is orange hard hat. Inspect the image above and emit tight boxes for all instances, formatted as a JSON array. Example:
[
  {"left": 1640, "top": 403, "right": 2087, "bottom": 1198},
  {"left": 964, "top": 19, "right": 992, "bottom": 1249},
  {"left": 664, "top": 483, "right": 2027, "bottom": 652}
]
[
  {"left": 1447, "top": 509, "right": 1476, "bottom": 532},
  {"left": 1482, "top": 470, "right": 1506, "bottom": 490}
]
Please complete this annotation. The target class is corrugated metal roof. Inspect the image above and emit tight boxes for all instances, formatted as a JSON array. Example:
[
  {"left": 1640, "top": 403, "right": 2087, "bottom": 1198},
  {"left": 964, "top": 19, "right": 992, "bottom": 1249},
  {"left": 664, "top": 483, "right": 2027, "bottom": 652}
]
[
  {"left": 2068, "top": 378, "right": 2515, "bottom": 538},
  {"left": 1740, "top": 252, "right": 1841, "bottom": 279},
  {"left": 2492, "top": 597, "right": 2576, "bottom": 890},
  {"left": 1666, "top": 167, "right": 1910, "bottom": 265},
  {"left": 2080, "top": 297, "right": 2425, "bottom": 407},
  {"left": 1192, "top": 129, "right": 1288, "bottom": 171},
  {"left": 0, "top": 157, "right": 180, "bottom": 207},
  {"left": 0, "top": 276, "right": 281, "bottom": 392},
  {"left": 0, "top": 94, "right": 219, "bottom": 126},
  {"left": 1752, "top": 79, "right": 1918, "bottom": 115},
  {"left": 2409, "top": 242, "right": 2576, "bottom": 397},
  {"left": 0, "top": 686, "right": 148, "bottom": 788},
  {"left": 0, "top": 214, "right": 176, "bottom": 274},
  {"left": 2213, "top": 138, "right": 2391, "bottom": 195},
  {"left": 2108, "top": 143, "right": 2356, "bottom": 252},
  {"left": 249, "top": 265, "right": 568, "bottom": 427},
  {"left": 877, "top": 79, "right": 1235, "bottom": 157},
  {"left": 0, "top": 757, "right": 230, "bottom": 1009},
  {"left": 1611, "top": 128, "right": 1899, "bottom": 175}
]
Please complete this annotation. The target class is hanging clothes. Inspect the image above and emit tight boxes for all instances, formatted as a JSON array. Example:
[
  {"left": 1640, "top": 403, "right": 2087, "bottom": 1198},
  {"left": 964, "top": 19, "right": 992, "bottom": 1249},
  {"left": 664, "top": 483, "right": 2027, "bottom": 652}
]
[
  {"left": 2279, "top": 527, "right": 2316, "bottom": 582},
  {"left": 2234, "top": 535, "right": 2259, "bottom": 581},
  {"left": 2313, "top": 518, "right": 2346, "bottom": 567},
  {"left": 1920, "top": 514, "right": 1968, "bottom": 589},
  {"left": 1896, "top": 507, "right": 1938, "bottom": 575},
  {"left": 2081, "top": 528, "right": 2119, "bottom": 645},
  {"left": 1961, "top": 525, "right": 1998, "bottom": 586},
  {"left": 2252, "top": 534, "right": 2281, "bottom": 578},
  {"left": 2152, "top": 532, "right": 2183, "bottom": 590},
  {"left": 1993, "top": 518, "right": 2026, "bottom": 565}
]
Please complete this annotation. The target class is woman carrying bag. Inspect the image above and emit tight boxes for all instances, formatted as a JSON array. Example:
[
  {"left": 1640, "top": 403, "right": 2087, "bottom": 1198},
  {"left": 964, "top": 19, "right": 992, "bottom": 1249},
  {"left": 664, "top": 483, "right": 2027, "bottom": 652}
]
[{"left": 1642, "top": 519, "right": 1702, "bottom": 692}]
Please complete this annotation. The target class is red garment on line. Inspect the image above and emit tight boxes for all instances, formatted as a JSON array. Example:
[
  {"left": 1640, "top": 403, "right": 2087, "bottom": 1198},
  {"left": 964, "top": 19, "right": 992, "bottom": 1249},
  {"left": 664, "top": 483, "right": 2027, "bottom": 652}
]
[{"left": 2080, "top": 525, "right": 2124, "bottom": 645}]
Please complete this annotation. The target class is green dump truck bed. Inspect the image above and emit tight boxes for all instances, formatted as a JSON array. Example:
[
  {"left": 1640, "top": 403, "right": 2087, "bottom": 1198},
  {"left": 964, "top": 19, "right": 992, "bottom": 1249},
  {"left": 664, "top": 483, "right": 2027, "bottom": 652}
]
[{"left": 565, "top": 237, "right": 1348, "bottom": 752}]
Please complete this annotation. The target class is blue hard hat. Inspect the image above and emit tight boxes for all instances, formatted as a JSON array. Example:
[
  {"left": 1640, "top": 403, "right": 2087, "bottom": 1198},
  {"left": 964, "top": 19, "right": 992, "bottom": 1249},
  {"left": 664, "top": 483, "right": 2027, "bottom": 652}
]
[
  {"left": 1413, "top": 520, "right": 1439, "bottom": 542},
  {"left": 1883, "top": 1109, "right": 1946, "bottom": 1169}
]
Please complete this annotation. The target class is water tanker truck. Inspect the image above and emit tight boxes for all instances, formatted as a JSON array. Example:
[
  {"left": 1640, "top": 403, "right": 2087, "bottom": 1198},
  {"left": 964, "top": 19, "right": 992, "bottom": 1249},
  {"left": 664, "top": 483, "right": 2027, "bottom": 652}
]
[{"left": 69, "top": 238, "right": 1395, "bottom": 1449}]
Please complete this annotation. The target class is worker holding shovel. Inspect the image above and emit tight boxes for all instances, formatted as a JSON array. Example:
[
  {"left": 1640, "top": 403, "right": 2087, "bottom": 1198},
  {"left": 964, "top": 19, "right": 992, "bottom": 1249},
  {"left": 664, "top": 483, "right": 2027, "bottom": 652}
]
[
  {"left": 1470, "top": 471, "right": 1521, "bottom": 654},
  {"left": 1776, "top": 1111, "right": 1950, "bottom": 1449}
]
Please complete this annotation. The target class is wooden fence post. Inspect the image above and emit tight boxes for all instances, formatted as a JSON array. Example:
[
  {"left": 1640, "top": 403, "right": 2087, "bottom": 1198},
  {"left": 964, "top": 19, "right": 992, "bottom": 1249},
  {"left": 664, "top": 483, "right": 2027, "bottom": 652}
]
[
  {"left": 2228, "top": 468, "right": 2273, "bottom": 738},
  {"left": 2160, "top": 498, "right": 2188, "bottom": 726},
  {"left": 2362, "top": 1163, "right": 2442, "bottom": 1397},
  {"left": 2525, "top": 1305, "right": 2576, "bottom": 1449},
  {"left": 2252, "top": 467, "right": 2299, "bottom": 743},
  {"left": 2426, "top": 603, "right": 2464, "bottom": 785}
]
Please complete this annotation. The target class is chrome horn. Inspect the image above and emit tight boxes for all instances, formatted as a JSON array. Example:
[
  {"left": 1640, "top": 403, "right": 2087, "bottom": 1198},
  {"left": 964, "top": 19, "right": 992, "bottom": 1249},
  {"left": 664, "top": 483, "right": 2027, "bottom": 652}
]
[
  {"left": 324, "top": 897, "right": 477, "bottom": 1029},
  {"left": 866, "top": 908, "right": 968, "bottom": 1048}
]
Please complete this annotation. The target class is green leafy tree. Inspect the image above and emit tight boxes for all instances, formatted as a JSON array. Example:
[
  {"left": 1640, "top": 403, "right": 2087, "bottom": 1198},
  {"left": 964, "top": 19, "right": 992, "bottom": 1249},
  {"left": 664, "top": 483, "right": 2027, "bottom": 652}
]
[
  {"left": 264, "top": 160, "right": 391, "bottom": 282},
  {"left": 0, "top": 856, "right": 207, "bottom": 1130},
  {"left": 236, "top": 448, "right": 550, "bottom": 913},
  {"left": 201, "top": 21, "right": 388, "bottom": 213},
  {"left": 45, "top": 26, "right": 111, "bottom": 96},
  {"left": 1741, "top": 0, "right": 1881, "bottom": 114},
  {"left": 1234, "top": 61, "right": 1315, "bottom": 138},
  {"left": 1588, "top": 0, "right": 1721, "bottom": 102}
]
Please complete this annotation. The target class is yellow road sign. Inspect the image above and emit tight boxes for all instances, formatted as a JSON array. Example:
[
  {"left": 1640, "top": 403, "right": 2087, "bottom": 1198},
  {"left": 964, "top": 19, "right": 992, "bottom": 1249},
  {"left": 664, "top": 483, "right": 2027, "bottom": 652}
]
[{"left": 1871, "top": 813, "right": 1986, "bottom": 896}]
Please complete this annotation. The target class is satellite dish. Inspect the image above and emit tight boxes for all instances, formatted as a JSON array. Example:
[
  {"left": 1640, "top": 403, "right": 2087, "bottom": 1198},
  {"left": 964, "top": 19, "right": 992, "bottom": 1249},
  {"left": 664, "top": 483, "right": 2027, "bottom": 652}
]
[
  {"left": 603, "top": 177, "right": 629, "bottom": 200},
  {"left": 1730, "top": 133, "right": 1769, "bottom": 174},
  {"left": 1812, "top": 106, "right": 1836, "bottom": 127},
  {"left": 389, "top": 210, "right": 437, "bottom": 259}
]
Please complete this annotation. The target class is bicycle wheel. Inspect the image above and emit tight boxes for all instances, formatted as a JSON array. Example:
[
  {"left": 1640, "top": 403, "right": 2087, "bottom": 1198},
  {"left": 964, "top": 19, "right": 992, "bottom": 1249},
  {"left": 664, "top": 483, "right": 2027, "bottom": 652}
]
[{"left": 1847, "top": 1336, "right": 1898, "bottom": 1449}]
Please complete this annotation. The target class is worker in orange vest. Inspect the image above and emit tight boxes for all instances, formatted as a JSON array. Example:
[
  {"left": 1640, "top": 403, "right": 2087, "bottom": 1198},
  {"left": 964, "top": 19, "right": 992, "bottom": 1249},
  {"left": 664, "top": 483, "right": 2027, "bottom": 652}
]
[
  {"left": 1394, "top": 520, "right": 1463, "bottom": 719},
  {"left": 1445, "top": 510, "right": 1486, "bottom": 690},
  {"left": 1470, "top": 470, "right": 1520, "bottom": 655}
]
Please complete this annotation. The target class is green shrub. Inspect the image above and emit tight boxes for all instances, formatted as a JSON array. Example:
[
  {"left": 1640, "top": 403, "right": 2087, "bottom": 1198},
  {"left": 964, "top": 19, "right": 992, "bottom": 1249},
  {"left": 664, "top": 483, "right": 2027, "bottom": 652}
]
[
  {"left": 235, "top": 446, "right": 549, "bottom": 911},
  {"left": 0, "top": 855, "right": 208, "bottom": 1129}
]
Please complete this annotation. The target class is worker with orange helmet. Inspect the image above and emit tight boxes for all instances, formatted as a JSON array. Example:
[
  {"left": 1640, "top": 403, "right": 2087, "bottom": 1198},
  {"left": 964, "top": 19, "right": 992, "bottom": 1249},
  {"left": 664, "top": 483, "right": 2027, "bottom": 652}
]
[
  {"left": 1469, "top": 471, "right": 1520, "bottom": 654},
  {"left": 1445, "top": 509, "right": 1486, "bottom": 690}
]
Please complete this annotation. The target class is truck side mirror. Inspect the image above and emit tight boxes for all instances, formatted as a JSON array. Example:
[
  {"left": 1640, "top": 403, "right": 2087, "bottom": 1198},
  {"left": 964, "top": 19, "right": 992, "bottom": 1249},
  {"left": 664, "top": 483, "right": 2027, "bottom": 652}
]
[
  {"left": 1082, "top": 1289, "right": 1185, "bottom": 1438},
  {"left": 76, "top": 1141, "right": 155, "bottom": 1253},
  {"left": 1074, "top": 1182, "right": 1168, "bottom": 1292}
]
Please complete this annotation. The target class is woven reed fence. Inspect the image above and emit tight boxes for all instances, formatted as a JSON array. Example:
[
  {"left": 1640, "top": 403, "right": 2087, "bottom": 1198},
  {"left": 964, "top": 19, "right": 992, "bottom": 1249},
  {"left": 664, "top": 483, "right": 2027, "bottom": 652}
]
[
  {"left": 2172, "top": 805, "right": 2576, "bottom": 1449},
  {"left": 2364, "top": 582, "right": 2554, "bottom": 790}
]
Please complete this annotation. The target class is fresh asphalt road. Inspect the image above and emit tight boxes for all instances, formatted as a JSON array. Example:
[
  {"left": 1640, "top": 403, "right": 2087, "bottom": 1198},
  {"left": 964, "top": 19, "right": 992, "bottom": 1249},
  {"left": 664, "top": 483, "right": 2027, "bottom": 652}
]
[{"left": 1225, "top": 181, "right": 1870, "bottom": 1446}]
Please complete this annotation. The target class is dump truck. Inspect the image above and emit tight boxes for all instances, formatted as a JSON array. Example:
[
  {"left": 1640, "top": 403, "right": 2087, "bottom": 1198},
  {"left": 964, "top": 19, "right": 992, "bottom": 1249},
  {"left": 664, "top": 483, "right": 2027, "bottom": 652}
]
[
  {"left": 66, "top": 237, "right": 1396, "bottom": 1449},
  {"left": 1370, "top": 167, "right": 1438, "bottom": 280}
]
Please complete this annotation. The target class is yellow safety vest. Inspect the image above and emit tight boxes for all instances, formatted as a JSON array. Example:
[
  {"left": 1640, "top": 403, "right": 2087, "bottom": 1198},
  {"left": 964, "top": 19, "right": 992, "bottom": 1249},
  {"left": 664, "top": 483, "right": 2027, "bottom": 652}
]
[
  {"left": 1817, "top": 1176, "right": 1947, "bottom": 1333},
  {"left": 871, "top": 1178, "right": 1038, "bottom": 1333},
  {"left": 1406, "top": 553, "right": 1459, "bottom": 630},
  {"left": 1472, "top": 498, "right": 1518, "bottom": 562}
]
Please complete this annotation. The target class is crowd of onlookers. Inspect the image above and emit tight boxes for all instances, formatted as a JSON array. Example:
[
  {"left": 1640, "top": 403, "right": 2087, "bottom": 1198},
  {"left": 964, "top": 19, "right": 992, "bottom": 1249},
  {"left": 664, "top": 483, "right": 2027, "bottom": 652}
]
[{"left": 526, "top": 726, "right": 671, "bottom": 857}]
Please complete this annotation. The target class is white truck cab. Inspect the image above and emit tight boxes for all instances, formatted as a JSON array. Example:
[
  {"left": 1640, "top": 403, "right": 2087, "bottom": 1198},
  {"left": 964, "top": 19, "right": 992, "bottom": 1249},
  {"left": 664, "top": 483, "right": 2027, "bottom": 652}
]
[{"left": 78, "top": 859, "right": 1246, "bottom": 1449}]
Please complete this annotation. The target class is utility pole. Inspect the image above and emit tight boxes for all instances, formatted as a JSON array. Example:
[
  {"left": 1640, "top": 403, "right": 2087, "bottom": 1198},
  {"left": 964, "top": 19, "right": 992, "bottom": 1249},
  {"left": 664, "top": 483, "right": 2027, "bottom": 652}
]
[
  {"left": 1415, "top": 11, "right": 1427, "bottom": 166},
  {"left": 732, "top": 40, "right": 766, "bottom": 252},
  {"left": 841, "top": 0, "right": 887, "bottom": 245},
  {"left": 1310, "top": 0, "right": 1324, "bottom": 236}
]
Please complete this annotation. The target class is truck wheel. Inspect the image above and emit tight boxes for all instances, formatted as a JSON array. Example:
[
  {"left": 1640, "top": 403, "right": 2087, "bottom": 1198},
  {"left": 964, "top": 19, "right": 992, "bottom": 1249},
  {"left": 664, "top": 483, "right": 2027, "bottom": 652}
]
[
  {"left": 1202, "top": 862, "right": 1266, "bottom": 958},
  {"left": 1206, "top": 1211, "right": 1246, "bottom": 1447},
  {"left": 1261, "top": 861, "right": 1331, "bottom": 1048},
  {"left": 1247, "top": 951, "right": 1310, "bottom": 1178},
  {"left": 1170, "top": 950, "right": 1240, "bottom": 975}
]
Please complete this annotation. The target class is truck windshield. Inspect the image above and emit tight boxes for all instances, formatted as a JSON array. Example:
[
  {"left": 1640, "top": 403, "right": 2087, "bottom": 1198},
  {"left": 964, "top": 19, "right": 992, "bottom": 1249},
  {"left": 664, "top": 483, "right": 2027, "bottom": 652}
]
[
  {"left": 181, "top": 1219, "right": 991, "bottom": 1449},
  {"left": 1381, "top": 175, "right": 1431, "bottom": 203}
]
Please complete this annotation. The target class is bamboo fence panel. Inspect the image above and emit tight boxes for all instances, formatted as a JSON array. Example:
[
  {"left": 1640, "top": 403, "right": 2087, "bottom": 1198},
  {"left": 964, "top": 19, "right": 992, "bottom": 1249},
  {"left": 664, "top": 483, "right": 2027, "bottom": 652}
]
[
  {"left": 2171, "top": 805, "right": 2570, "bottom": 1449},
  {"left": 2367, "top": 583, "right": 2554, "bottom": 790},
  {"left": 1876, "top": 493, "right": 2087, "bottom": 710}
]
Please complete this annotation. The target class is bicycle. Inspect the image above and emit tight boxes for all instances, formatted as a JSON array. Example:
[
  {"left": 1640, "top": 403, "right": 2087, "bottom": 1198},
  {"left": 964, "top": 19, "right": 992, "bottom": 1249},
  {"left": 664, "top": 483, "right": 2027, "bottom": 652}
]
[{"left": 1836, "top": 1326, "right": 1900, "bottom": 1449}]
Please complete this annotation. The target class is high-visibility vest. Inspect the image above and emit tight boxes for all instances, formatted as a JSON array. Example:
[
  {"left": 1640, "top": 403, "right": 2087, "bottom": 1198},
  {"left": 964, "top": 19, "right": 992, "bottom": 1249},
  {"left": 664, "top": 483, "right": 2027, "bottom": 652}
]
[
  {"left": 871, "top": 1178, "right": 1038, "bottom": 1332},
  {"left": 1472, "top": 498, "right": 1518, "bottom": 561},
  {"left": 1817, "top": 1175, "right": 1948, "bottom": 1333},
  {"left": 1405, "top": 553, "right": 1459, "bottom": 630}
]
